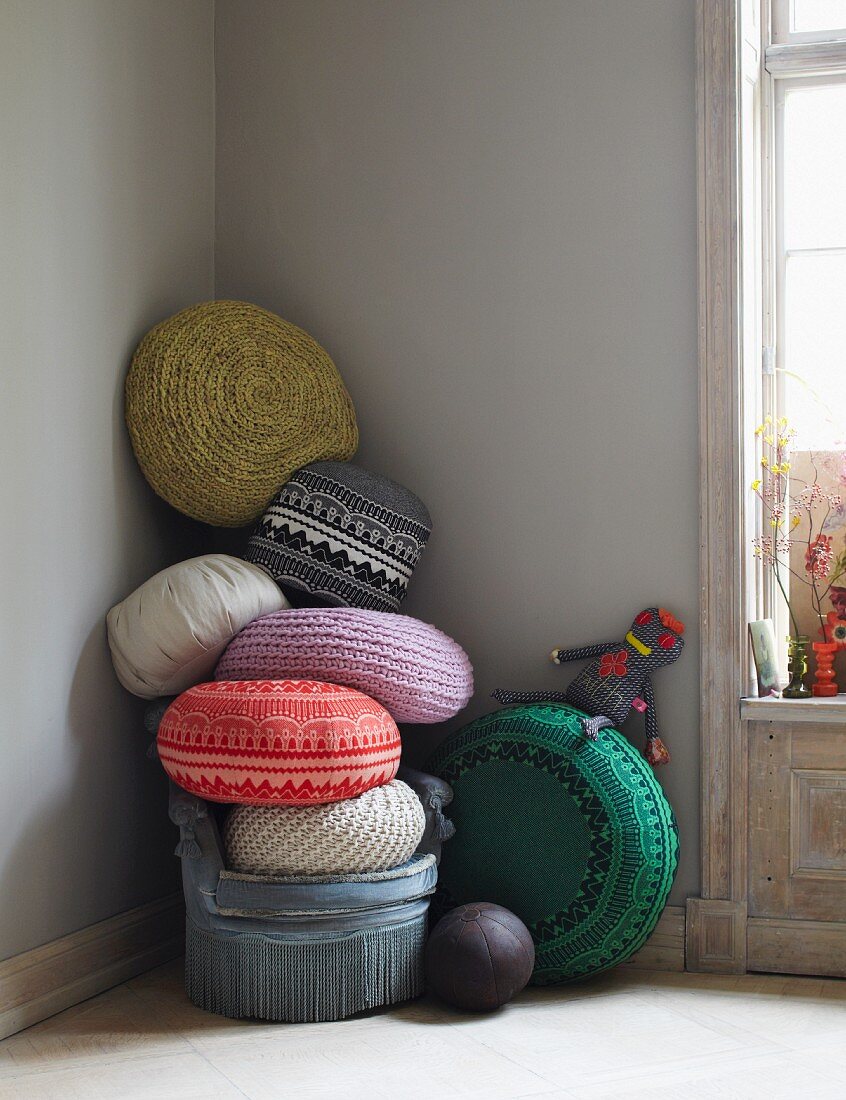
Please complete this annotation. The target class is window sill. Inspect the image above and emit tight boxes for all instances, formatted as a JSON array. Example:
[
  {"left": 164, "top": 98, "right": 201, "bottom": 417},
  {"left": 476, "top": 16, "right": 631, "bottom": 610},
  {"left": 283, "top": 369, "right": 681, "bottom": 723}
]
[{"left": 741, "top": 695, "right": 846, "bottom": 723}]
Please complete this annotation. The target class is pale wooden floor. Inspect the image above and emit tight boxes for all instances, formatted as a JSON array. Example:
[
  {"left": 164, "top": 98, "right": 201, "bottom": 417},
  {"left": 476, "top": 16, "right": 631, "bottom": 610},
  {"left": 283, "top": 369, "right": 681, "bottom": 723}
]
[{"left": 1, "top": 961, "right": 846, "bottom": 1099}]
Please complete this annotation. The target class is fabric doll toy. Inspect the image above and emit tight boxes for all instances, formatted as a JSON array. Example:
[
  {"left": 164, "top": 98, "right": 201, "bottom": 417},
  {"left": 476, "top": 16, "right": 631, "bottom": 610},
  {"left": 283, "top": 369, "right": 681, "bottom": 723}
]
[{"left": 493, "top": 607, "right": 685, "bottom": 766}]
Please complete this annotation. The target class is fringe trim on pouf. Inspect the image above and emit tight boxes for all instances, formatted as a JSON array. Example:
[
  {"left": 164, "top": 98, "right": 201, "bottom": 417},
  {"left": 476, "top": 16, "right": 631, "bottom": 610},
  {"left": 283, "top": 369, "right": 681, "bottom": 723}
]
[{"left": 185, "top": 914, "right": 427, "bottom": 1023}]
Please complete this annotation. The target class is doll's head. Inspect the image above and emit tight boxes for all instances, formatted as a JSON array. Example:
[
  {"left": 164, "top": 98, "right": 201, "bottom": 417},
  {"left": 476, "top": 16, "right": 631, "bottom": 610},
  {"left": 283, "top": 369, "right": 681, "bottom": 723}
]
[{"left": 625, "top": 607, "right": 685, "bottom": 667}]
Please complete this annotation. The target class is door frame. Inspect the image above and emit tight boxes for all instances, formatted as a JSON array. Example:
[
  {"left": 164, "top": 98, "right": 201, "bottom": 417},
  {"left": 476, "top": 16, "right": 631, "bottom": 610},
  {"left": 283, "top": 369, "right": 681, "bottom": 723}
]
[{"left": 689, "top": 0, "right": 751, "bottom": 972}]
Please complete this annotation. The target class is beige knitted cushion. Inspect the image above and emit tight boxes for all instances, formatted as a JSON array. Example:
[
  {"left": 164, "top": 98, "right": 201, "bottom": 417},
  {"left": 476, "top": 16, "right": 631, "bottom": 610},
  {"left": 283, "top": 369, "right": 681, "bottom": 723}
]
[{"left": 223, "top": 780, "right": 425, "bottom": 876}]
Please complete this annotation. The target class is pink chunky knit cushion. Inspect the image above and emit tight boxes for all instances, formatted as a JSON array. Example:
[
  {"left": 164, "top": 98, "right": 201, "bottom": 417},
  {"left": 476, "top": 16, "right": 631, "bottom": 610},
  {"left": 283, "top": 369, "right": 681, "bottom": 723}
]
[{"left": 215, "top": 608, "right": 474, "bottom": 724}]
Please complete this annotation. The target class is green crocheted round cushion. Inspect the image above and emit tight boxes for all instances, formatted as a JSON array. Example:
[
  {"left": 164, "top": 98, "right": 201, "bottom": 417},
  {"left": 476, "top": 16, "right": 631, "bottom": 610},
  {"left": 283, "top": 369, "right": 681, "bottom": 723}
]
[{"left": 427, "top": 703, "right": 678, "bottom": 985}]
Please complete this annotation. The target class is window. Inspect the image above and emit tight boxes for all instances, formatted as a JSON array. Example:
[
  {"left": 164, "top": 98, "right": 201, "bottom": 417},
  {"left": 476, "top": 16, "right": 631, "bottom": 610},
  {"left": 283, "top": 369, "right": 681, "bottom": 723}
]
[
  {"left": 774, "top": 0, "right": 846, "bottom": 41},
  {"left": 778, "top": 78, "right": 846, "bottom": 451},
  {"left": 758, "top": 2, "right": 846, "bottom": 674}
]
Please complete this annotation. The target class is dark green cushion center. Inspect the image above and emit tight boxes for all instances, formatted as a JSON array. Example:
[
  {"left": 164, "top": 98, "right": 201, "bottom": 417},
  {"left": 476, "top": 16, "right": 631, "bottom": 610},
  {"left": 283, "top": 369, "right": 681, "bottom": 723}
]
[{"left": 447, "top": 759, "right": 593, "bottom": 925}]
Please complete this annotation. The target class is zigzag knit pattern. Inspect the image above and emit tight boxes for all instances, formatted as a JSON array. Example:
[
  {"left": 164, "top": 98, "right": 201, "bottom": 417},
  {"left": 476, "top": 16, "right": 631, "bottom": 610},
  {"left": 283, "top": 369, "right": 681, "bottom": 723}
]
[
  {"left": 223, "top": 780, "right": 425, "bottom": 876},
  {"left": 157, "top": 679, "right": 401, "bottom": 806},
  {"left": 216, "top": 608, "right": 473, "bottom": 724},
  {"left": 245, "top": 462, "right": 431, "bottom": 612}
]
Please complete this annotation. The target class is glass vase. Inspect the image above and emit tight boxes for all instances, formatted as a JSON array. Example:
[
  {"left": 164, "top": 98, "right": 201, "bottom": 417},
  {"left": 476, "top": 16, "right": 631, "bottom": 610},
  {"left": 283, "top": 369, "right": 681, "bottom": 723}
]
[
  {"left": 812, "top": 640, "right": 838, "bottom": 697},
  {"left": 783, "top": 636, "right": 811, "bottom": 699}
]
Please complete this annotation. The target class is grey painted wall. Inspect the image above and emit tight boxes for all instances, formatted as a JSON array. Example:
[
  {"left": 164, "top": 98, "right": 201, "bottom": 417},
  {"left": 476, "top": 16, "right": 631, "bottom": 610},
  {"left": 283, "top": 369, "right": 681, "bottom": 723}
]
[
  {"left": 0, "top": 0, "right": 214, "bottom": 959},
  {"left": 215, "top": 0, "right": 700, "bottom": 902}
]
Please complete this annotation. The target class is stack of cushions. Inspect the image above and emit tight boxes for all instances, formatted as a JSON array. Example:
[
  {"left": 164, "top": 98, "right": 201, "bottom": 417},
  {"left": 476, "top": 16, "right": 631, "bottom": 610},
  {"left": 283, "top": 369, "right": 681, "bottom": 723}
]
[
  {"left": 109, "top": 302, "right": 475, "bottom": 861},
  {"left": 107, "top": 299, "right": 474, "bottom": 1016}
]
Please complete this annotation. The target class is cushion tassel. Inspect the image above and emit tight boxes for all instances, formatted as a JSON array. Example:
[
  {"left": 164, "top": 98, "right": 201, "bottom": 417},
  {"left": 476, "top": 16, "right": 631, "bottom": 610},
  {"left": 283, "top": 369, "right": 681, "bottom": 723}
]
[
  {"left": 429, "top": 797, "right": 456, "bottom": 840},
  {"left": 184, "top": 911, "right": 426, "bottom": 1022},
  {"left": 175, "top": 828, "right": 201, "bottom": 859}
]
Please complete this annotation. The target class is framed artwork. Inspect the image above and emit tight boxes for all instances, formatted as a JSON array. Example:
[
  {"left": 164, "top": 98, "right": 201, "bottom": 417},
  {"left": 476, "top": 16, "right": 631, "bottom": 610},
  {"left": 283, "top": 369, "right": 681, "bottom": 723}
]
[{"left": 749, "top": 619, "right": 780, "bottom": 697}]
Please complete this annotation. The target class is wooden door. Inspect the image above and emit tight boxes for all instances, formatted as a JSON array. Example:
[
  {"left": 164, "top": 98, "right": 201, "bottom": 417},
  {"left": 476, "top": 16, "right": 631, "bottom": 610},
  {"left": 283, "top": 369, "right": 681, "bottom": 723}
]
[{"left": 748, "top": 719, "right": 846, "bottom": 976}]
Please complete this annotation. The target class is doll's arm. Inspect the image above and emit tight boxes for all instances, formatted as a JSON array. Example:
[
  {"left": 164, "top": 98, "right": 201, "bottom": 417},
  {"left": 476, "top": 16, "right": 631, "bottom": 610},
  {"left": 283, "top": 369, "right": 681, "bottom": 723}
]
[
  {"left": 642, "top": 677, "right": 670, "bottom": 766},
  {"left": 492, "top": 688, "right": 570, "bottom": 705},
  {"left": 550, "top": 641, "right": 618, "bottom": 665},
  {"left": 493, "top": 641, "right": 618, "bottom": 706}
]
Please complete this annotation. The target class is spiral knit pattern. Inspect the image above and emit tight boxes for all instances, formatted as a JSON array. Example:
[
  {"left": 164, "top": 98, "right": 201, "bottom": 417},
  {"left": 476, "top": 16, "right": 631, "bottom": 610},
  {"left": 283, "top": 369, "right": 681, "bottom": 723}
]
[
  {"left": 223, "top": 780, "right": 426, "bottom": 876},
  {"left": 157, "top": 680, "right": 400, "bottom": 805},
  {"left": 216, "top": 608, "right": 473, "bottom": 724},
  {"left": 125, "top": 301, "right": 358, "bottom": 527}
]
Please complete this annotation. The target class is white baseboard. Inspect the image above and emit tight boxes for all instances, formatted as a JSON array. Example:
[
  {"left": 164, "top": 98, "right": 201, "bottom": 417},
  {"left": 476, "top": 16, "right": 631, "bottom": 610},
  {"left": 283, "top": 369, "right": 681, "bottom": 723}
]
[
  {"left": 622, "top": 904, "right": 686, "bottom": 972},
  {"left": 0, "top": 893, "right": 184, "bottom": 1040}
]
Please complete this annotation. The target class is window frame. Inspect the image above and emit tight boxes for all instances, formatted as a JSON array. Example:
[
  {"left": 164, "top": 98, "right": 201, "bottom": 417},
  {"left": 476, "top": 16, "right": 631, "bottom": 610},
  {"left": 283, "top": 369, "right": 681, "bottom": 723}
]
[
  {"left": 772, "top": 0, "right": 846, "bottom": 44},
  {"left": 763, "top": 27, "right": 846, "bottom": 668}
]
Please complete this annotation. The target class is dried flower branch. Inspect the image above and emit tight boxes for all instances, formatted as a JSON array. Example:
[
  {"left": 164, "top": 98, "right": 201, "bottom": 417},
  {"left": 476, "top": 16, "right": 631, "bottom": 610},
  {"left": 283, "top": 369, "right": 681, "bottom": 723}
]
[{"left": 751, "top": 416, "right": 846, "bottom": 638}]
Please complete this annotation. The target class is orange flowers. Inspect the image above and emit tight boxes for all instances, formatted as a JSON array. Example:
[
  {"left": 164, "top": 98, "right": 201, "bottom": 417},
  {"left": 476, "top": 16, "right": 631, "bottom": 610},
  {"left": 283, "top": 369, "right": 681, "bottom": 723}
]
[{"left": 823, "top": 611, "right": 846, "bottom": 649}]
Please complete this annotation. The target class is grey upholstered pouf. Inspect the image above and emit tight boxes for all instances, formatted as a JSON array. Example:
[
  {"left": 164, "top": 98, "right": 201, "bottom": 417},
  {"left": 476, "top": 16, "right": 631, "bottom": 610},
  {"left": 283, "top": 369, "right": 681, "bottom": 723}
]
[{"left": 184, "top": 856, "right": 437, "bottom": 1023}]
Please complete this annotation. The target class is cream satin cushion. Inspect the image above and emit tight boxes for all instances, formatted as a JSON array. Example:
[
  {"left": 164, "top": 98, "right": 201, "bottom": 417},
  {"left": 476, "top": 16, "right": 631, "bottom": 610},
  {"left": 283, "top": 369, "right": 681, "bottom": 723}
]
[{"left": 107, "top": 554, "right": 288, "bottom": 698}]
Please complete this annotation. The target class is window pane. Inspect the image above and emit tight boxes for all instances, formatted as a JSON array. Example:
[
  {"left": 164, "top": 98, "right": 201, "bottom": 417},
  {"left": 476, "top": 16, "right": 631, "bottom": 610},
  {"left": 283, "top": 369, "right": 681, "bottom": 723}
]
[
  {"left": 784, "top": 253, "right": 846, "bottom": 450},
  {"left": 791, "top": 0, "right": 846, "bottom": 32},
  {"left": 784, "top": 84, "right": 846, "bottom": 250}
]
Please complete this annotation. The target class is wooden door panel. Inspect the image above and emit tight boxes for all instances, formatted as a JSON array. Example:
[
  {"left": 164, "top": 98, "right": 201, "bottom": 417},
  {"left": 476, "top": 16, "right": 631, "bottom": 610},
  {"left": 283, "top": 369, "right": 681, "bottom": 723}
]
[
  {"left": 748, "top": 917, "right": 846, "bottom": 977},
  {"left": 790, "top": 770, "right": 846, "bottom": 876},
  {"left": 749, "top": 720, "right": 846, "bottom": 928}
]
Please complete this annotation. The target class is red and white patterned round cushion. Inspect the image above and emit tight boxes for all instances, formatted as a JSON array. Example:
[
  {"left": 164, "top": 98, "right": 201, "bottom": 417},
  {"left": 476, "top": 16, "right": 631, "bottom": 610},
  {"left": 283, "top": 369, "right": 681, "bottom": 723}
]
[{"left": 157, "top": 679, "right": 401, "bottom": 805}]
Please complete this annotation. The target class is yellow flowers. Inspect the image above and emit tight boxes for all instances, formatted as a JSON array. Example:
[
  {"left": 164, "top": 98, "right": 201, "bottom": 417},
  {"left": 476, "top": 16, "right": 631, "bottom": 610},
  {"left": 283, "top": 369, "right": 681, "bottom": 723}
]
[
  {"left": 751, "top": 479, "right": 761, "bottom": 491},
  {"left": 758, "top": 461, "right": 790, "bottom": 477},
  {"left": 755, "top": 415, "right": 792, "bottom": 441},
  {"left": 791, "top": 515, "right": 801, "bottom": 529}
]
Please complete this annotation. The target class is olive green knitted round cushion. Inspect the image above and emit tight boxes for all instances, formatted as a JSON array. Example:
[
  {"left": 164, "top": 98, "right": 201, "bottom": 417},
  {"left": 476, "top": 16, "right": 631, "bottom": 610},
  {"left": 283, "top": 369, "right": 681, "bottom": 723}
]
[
  {"left": 126, "top": 301, "right": 359, "bottom": 526},
  {"left": 427, "top": 703, "right": 678, "bottom": 985}
]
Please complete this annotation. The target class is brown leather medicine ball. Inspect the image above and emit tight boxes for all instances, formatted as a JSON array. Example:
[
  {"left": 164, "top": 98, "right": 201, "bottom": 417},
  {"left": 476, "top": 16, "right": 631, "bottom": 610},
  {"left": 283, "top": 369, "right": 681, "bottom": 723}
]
[{"left": 425, "top": 902, "right": 535, "bottom": 1011}]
